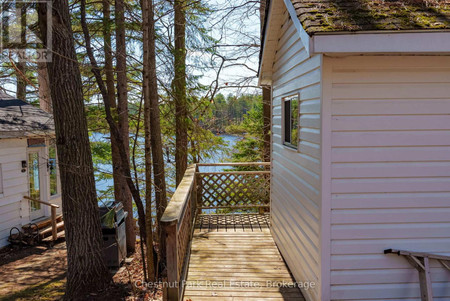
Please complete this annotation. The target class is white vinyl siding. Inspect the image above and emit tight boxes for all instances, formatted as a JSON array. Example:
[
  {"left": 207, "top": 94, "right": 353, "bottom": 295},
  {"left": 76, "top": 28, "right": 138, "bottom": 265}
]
[
  {"left": 0, "top": 138, "right": 29, "bottom": 247},
  {"left": 326, "top": 56, "right": 450, "bottom": 300},
  {"left": 270, "top": 9, "right": 322, "bottom": 301},
  {"left": 0, "top": 138, "right": 62, "bottom": 248}
]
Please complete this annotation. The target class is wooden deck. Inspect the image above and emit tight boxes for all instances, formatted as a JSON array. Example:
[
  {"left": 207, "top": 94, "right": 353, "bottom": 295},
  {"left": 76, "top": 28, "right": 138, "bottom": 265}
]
[{"left": 183, "top": 214, "right": 305, "bottom": 300}]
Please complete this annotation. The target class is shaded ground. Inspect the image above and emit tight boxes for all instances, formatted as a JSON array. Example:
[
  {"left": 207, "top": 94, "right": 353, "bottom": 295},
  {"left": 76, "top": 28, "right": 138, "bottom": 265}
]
[
  {"left": 0, "top": 241, "right": 161, "bottom": 300},
  {"left": 0, "top": 243, "right": 66, "bottom": 300}
]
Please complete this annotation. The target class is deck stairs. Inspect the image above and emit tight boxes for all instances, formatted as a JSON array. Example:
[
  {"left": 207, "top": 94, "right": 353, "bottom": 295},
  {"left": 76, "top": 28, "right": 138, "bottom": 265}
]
[{"left": 22, "top": 215, "right": 65, "bottom": 242}]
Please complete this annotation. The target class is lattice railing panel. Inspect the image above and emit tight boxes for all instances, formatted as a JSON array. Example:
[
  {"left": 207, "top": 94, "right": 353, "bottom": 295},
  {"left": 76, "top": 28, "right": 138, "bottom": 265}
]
[{"left": 197, "top": 171, "right": 270, "bottom": 209}]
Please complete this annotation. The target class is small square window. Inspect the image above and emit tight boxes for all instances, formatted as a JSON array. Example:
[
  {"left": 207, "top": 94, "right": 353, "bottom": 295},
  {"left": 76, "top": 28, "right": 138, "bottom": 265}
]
[{"left": 283, "top": 94, "right": 299, "bottom": 149}]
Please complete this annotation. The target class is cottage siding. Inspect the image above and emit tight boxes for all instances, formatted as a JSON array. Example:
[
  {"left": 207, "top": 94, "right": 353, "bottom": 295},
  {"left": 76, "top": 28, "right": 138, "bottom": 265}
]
[
  {"left": 271, "top": 9, "right": 322, "bottom": 301},
  {"left": 327, "top": 56, "right": 450, "bottom": 300},
  {"left": 0, "top": 138, "right": 62, "bottom": 248},
  {"left": 0, "top": 138, "right": 29, "bottom": 247}
]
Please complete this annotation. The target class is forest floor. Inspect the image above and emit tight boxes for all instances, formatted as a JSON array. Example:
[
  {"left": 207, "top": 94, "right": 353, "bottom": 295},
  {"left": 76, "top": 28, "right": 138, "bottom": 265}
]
[{"left": 0, "top": 241, "right": 162, "bottom": 300}]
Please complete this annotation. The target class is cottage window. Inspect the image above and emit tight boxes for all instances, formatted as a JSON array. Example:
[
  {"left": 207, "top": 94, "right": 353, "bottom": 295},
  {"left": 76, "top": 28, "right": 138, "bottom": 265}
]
[
  {"left": 283, "top": 95, "right": 299, "bottom": 149},
  {"left": 49, "top": 142, "right": 58, "bottom": 196}
]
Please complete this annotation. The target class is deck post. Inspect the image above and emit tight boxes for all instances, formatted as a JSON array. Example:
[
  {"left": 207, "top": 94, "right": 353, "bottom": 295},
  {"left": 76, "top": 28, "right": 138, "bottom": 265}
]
[
  {"left": 195, "top": 169, "right": 202, "bottom": 216},
  {"left": 192, "top": 176, "right": 197, "bottom": 219},
  {"left": 165, "top": 222, "right": 178, "bottom": 301},
  {"left": 51, "top": 206, "right": 57, "bottom": 241},
  {"left": 418, "top": 257, "right": 433, "bottom": 301}
]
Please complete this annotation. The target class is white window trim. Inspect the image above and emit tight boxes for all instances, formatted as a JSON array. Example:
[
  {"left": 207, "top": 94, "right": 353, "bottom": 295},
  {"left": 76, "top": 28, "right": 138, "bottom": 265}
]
[{"left": 282, "top": 93, "right": 300, "bottom": 150}]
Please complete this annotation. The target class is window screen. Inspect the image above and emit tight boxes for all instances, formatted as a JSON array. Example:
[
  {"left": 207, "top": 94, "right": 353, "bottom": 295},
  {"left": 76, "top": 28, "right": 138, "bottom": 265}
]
[
  {"left": 283, "top": 95, "right": 299, "bottom": 149},
  {"left": 49, "top": 141, "right": 58, "bottom": 196}
]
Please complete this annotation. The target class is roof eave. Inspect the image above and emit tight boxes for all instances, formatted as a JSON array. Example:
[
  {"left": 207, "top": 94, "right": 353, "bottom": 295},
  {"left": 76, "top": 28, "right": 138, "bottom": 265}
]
[
  {"left": 312, "top": 28, "right": 450, "bottom": 35},
  {"left": 0, "top": 130, "right": 55, "bottom": 139},
  {"left": 258, "top": 0, "right": 275, "bottom": 86},
  {"left": 311, "top": 30, "right": 450, "bottom": 54},
  {"left": 259, "top": 0, "right": 312, "bottom": 86}
]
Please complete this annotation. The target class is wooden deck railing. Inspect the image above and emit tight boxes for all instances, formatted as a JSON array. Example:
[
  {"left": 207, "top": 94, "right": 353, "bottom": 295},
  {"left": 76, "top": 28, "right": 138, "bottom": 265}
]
[
  {"left": 160, "top": 165, "right": 198, "bottom": 300},
  {"left": 160, "top": 162, "right": 270, "bottom": 300},
  {"left": 24, "top": 196, "right": 60, "bottom": 241}
]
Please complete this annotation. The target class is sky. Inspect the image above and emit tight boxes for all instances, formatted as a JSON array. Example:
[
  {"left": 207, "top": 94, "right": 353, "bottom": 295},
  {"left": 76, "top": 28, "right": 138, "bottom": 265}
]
[
  {"left": 1, "top": 0, "right": 263, "bottom": 98},
  {"left": 186, "top": 0, "right": 262, "bottom": 96}
]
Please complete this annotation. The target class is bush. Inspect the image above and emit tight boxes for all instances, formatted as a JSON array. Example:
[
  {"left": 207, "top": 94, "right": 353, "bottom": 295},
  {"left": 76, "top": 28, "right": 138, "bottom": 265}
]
[{"left": 225, "top": 124, "right": 246, "bottom": 135}]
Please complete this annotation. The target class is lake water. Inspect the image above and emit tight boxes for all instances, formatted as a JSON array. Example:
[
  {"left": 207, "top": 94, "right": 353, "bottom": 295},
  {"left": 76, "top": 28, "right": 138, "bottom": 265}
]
[{"left": 92, "top": 134, "right": 241, "bottom": 198}]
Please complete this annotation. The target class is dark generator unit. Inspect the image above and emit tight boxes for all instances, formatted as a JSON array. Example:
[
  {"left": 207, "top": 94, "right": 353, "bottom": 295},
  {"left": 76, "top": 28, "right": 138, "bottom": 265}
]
[{"left": 99, "top": 202, "right": 128, "bottom": 268}]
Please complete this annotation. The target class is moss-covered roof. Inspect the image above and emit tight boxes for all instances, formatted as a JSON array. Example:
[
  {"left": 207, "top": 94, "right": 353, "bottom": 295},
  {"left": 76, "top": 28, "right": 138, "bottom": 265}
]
[{"left": 292, "top": 0, "right": 450, "bottom": 35}]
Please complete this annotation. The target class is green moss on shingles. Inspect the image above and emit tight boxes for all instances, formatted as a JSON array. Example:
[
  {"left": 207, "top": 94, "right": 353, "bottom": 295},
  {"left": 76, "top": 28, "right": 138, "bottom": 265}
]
[
  {"left": 414, "top": 14, "right": 436, "bottom": 27},
  {"left": 293, "top": 0, "right": 450, "bottom": 33},
  {"left": 371, "top": 13, "right": 388, "bottom": 20},
  {"left": 432, "top": 23, "right": 447, "bottom": 29}
]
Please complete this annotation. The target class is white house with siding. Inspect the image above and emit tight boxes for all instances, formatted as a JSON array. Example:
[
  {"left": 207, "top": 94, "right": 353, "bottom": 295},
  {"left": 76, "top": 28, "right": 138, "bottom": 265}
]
[
  {"left": 0, "top": 91, "right": 61, "bottom": 248},
  {"left": 259, "top": 0, "right": 450, "bottom": 300}
]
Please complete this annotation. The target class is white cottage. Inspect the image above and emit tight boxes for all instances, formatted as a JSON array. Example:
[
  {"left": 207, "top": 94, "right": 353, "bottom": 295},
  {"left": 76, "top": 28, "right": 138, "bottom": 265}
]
[
  {"left": 0, "top": 91, "right": 62, "bottom": 248},
  {"left": 259, "top": 0, "right": 450, "bottom": 300}
]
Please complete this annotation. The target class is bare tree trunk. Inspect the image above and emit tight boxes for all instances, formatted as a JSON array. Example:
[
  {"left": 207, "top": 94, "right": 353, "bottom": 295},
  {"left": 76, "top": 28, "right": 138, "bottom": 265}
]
[
  {"left": 38, "top": 0, "right": 111, "bottom": 298},
  {"left": 148, "top": 0, "right": 168, "bottom": 268},
  {"left": 79, "top": 0, "right": 148, "bottom": 281},
  {"left": 191, "top": 139, "right": 199, "bottom": 163},
  {"left": 16, "top": 61, "right": 26, "bottom": 100},
  {"left": 37, "top": 62, "right": 52, "bottom": 112},
  {"left": 16, "top": 3, "right": 26, "bottom": 100},
  {"left": 174, "top": 0, "right": 188, "bottom": 186},
  {"left": 115, "top": 0, "right": 135, "bottom": 253},
  {"left": 103, "top": 0, "right": 115, "bottom": 106},
  {"left": 141, "top": 0, "right": 156, "bottom": 281},
  {"left": 102, "top": 0, "right": 120, "bottom": 216},
  {"left": 103, "top": 0, "right": 136, "bottom": 254}
]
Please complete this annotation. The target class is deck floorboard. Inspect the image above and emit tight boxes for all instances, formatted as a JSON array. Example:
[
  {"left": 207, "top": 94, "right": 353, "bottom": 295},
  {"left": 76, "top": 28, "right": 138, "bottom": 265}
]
[{"left": 183, "top": 214, "right": 305, "bottom": 301}]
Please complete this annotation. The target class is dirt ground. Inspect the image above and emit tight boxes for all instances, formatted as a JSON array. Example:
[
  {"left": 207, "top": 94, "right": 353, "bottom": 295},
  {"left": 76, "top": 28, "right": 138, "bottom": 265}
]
[{"left": 0, "top": 241, "right": 162, "bottom": 301}]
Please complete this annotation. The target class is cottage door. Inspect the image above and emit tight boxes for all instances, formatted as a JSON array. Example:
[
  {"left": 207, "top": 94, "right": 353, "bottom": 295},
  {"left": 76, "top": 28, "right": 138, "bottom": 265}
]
[{"left": 28, "top": 150, "right": 45, "bottom": 220}]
